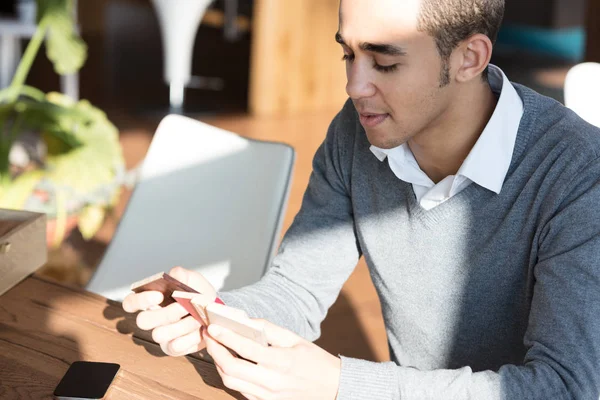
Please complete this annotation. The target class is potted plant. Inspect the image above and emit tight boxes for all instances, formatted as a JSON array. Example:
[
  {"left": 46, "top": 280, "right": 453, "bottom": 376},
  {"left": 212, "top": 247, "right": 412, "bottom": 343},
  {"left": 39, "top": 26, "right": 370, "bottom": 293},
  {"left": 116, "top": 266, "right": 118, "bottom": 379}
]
[{"left": 0, "top": 0, "right": 125, "bottom": 248}]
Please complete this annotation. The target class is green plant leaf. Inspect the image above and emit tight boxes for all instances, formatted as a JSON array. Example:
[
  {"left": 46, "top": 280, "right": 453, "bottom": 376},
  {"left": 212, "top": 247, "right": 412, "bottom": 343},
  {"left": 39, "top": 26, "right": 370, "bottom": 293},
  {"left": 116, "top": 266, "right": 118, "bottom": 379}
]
[
  {"left": 18, "top": 94, "right": 87, "bottom": 150},
  {"left": 36, "top": 0, "right": 87, "bottom": 75},
  {"left": 42, "top": 93, "right": 124, "bottom": 211},
  {"left": 0, "top": 170, "right": 45, "bottom": 209},
  {"left": 0, "top": 92, "right": 124, "bottom": 221},
  {"left": 78, "top": 205, "right": 105, "bottom": 240},
  {"left": 0, "top": 1, "right": 122, "bottom": 246}
]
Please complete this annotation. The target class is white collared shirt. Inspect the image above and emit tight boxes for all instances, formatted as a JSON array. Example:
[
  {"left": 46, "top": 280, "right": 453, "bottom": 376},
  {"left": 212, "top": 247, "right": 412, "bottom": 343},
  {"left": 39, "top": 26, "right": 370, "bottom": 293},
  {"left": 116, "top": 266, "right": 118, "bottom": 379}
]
[{"left": 370, "top": 64, "right": 524, "bottom": 210}]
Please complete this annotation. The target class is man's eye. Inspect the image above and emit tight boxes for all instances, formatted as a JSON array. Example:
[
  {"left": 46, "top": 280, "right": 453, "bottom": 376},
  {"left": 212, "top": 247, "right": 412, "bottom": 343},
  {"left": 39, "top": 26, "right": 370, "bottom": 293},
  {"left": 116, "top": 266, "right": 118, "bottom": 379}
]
[
  {"left": 342, "top": 54, "right": 354, "bottom": 62},
  {"left": 374, "top": 63, "right": 399, "bottom": 73}
]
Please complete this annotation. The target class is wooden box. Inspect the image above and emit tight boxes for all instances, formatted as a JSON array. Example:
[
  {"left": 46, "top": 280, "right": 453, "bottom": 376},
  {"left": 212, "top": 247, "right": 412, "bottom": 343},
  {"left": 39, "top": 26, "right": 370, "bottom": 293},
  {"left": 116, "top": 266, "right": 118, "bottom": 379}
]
[{"left": 0, "top": 209, "right": 47, "bottom": 296}]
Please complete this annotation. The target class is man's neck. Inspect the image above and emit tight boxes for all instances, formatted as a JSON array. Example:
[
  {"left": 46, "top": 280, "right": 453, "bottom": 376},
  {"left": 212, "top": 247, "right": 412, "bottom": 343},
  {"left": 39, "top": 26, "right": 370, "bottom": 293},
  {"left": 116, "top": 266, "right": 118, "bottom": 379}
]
[{"left": 408, "top": 81, "right": 498, "bottom": 184}]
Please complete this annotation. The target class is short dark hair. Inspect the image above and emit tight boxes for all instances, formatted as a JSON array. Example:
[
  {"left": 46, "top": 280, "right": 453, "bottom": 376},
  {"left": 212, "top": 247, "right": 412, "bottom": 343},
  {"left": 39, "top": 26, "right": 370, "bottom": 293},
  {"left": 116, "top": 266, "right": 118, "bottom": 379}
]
[{"left": 417, "top": 0, "right": 505, "bottom": 86}]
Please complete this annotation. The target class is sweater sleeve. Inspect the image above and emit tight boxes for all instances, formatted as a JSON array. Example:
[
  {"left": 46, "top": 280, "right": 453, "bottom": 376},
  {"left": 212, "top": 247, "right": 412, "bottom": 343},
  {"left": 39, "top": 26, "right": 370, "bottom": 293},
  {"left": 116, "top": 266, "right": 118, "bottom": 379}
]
[
  {"left": 335, "top": 157, "right": 600, "bottom": 400},
  {"left": 219, "top": 103, "right": 362, "bottom": 341}
]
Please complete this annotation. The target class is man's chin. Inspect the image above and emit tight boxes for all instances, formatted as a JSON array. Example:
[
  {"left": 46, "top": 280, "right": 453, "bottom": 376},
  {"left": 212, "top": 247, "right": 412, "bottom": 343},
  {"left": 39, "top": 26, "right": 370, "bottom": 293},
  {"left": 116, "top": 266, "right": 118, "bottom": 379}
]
[{"left": 365, "top": 131, "right": 405, "bottom": 149}]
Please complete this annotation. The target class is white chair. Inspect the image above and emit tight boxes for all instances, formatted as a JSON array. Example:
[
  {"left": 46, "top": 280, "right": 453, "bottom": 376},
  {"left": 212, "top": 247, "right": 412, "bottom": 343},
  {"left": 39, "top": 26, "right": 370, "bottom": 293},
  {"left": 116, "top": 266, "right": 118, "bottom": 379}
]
[
  {"left": 86, "top": 114, "right": 295, "bottom": 301},
  {"left": 564, "top": 62, "right": 600, "bottom": 127}
]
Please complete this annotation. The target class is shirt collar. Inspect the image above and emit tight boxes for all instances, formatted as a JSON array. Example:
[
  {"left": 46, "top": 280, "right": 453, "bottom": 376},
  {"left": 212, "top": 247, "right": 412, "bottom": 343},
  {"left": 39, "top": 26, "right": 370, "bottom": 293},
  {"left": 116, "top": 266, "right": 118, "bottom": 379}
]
[
  {"left": 456, "top": 64, "right": 523, "bottom": 194},
  {"left": 369, "top": 64, "right": 524, "bottom": 194}
]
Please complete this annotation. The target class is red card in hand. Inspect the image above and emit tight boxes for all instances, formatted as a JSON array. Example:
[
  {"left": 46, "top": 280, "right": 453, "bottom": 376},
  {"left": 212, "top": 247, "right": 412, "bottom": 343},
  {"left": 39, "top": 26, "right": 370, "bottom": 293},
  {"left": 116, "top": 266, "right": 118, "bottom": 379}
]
[
  {"left": 130, "top": 272, "right": 198, "bottom": 307},
  {"left": 172, "top": 291, "right": 213, "bottom": 325},
  {"left": 130, "top": 271, "right": 226, "bottom": 310}
]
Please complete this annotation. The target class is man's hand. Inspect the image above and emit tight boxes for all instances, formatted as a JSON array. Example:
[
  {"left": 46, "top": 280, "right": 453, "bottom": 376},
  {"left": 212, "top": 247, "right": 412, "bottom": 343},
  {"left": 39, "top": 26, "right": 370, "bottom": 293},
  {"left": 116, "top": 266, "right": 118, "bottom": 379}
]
[
  {"left": 122, "top": 266, "right": 215, "bottom": 357},
  {"left": 205, "top": 319, "right": 341, "bottom": 400}
]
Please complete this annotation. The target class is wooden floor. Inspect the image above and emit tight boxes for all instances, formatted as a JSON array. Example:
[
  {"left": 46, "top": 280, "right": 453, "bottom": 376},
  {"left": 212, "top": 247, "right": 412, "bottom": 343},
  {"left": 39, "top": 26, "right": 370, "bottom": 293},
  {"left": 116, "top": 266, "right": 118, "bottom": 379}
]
[{"left": 41, "top": 107, "right": 389, "bottom": 363}]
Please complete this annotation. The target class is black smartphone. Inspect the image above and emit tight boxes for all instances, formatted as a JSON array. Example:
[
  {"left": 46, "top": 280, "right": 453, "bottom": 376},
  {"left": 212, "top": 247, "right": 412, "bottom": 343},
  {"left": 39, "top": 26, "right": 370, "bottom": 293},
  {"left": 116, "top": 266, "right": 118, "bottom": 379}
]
[{"left": 53, "top": 361, "right": 120, "bottom": 400}]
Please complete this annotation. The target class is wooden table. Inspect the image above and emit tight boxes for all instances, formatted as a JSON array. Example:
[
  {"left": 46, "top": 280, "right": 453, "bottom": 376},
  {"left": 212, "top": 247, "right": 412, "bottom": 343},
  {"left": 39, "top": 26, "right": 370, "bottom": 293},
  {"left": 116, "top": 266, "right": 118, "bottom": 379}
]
[{"left": 0, "top": 275, "right": 241, "bottom": 399}]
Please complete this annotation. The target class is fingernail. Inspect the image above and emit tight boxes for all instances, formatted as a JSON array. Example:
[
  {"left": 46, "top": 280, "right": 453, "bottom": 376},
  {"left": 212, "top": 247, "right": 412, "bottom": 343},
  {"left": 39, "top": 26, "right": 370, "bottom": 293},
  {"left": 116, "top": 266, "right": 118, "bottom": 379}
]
[{"left": 208, "top": 324, "right": 221, "bottom": 337}]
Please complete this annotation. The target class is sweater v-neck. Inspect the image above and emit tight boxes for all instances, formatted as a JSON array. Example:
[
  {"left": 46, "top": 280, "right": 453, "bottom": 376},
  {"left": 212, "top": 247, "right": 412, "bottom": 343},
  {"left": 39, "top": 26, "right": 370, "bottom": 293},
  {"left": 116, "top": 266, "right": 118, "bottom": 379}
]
[{"left": 397, "top": 82, "right": 541, "bottom": 227}]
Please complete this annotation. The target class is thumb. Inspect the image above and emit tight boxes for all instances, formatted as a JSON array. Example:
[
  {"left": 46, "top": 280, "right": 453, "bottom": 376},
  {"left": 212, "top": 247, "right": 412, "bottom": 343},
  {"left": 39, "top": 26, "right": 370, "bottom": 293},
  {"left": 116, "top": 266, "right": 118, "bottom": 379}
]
[
  {"left": 168, "top": 266, "right": 217, "bottom": 298},
  {"left": 260, "top": 319, "right": 302, "bottom": 348}
]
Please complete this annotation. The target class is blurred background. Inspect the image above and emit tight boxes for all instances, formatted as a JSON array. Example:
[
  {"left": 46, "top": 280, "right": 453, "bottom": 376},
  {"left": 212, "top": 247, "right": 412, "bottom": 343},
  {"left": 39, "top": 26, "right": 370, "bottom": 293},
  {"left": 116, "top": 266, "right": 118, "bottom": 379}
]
[
  {"left": 3, "top": 0, "right": 596, "bottom": 116},
  {"left": 1, "top": 0, "right": 598, "bottom": 364}
]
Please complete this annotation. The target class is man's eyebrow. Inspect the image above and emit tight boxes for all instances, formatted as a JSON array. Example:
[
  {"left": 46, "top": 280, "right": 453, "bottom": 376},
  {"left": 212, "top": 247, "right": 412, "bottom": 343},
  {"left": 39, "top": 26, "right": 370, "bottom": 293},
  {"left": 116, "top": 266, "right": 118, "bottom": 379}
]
[
  {"left": 360, "top": 42, "right": 407, "bottom": 56},
  {"left": 335, "top": 33, "right": 407, "bottom": 56}
]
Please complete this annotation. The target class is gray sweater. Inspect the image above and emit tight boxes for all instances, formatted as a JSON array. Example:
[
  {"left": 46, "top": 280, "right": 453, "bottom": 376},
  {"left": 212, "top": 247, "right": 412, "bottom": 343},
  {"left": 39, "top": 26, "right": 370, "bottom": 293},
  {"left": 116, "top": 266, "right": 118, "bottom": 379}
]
[{"left": 220, "top": 84, "right": 600, "bottom": 399}]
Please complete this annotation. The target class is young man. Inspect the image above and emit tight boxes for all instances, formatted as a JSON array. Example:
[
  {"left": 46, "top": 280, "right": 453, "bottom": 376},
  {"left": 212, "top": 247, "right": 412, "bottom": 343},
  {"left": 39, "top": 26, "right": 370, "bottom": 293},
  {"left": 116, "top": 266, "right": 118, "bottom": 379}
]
[{"left": 123, "top": 0, "right": 600, "bottom": 398}]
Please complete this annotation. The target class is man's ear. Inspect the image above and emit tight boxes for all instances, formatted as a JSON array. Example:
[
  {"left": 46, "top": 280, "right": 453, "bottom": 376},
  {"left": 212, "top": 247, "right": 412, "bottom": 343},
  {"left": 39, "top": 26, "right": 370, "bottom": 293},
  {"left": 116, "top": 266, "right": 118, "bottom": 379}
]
[{"left": 452, "top": 33, "right": 493, "bottom": 83}]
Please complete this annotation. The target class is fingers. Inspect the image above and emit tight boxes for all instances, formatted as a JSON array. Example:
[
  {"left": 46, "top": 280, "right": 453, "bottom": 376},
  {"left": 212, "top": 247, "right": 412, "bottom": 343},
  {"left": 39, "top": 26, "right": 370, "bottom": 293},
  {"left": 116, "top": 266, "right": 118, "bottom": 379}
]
[
  {"left": 157, "top": 323, "right": 206, "bottom": 357},
  {"left": 122, "top": 290, "right": 164, "bottom": 313},
  {"left": 158, "top": 322, "right": 206, "bottom": 356},
  {"left": 215, "top": 364, "right": 272, "bottom": 400},
  {"left": 122, "top": 267, "right": 216, "bottom": 315},
  {"left": 160, "top": 340, "right": 197, "bottom": 357},
  {"left": 170, "top": 328, "right": 207, "bottom": 354},
  {"left": 207, "top": 324, "right": 294, "bottom": 379},
  {"left": 206, "top": 334, "right": 282, "bottom": 394},
  {"left": 168, "top": 266, "right": 193, "bottom": 284},
  {"left": 136, "top": 301, "right": 188, "bottom": 331},
  {"left": 168, "top": 266, "right": 217, "bottom": 298},
  {"left": 152, "top": 315, "right": 201, "bottom": 344},
  {"left": 207, "top": 324, "right": 270, "bottom": 365}
]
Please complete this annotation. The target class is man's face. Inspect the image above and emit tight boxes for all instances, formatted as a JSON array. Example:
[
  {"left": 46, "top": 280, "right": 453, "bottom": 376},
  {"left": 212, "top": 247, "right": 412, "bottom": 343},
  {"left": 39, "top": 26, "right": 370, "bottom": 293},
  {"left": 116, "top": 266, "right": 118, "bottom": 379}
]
[{"left": 338, "top": 0, "right": 455, "bottom": 149}]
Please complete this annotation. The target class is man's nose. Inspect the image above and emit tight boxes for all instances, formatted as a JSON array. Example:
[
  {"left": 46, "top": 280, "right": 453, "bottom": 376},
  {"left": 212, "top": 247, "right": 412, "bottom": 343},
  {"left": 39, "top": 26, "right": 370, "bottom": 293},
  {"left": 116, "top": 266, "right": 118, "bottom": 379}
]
[{"left": 345, "top": 62, "right": 376, "bottom": 99}]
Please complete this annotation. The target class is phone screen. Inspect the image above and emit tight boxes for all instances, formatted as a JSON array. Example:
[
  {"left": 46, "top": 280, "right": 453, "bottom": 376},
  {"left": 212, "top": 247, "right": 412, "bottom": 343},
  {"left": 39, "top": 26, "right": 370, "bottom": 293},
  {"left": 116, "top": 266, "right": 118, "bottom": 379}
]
[{"left": 53, "top": 361, "right": 120, "bottom": 399}]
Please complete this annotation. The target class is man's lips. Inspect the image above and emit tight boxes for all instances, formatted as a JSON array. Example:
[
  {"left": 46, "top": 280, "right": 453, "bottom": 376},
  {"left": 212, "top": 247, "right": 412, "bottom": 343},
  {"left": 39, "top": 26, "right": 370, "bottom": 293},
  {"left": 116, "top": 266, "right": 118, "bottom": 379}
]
[{"left": 359, "top": 113, "right": 389, "bottom": 127}]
